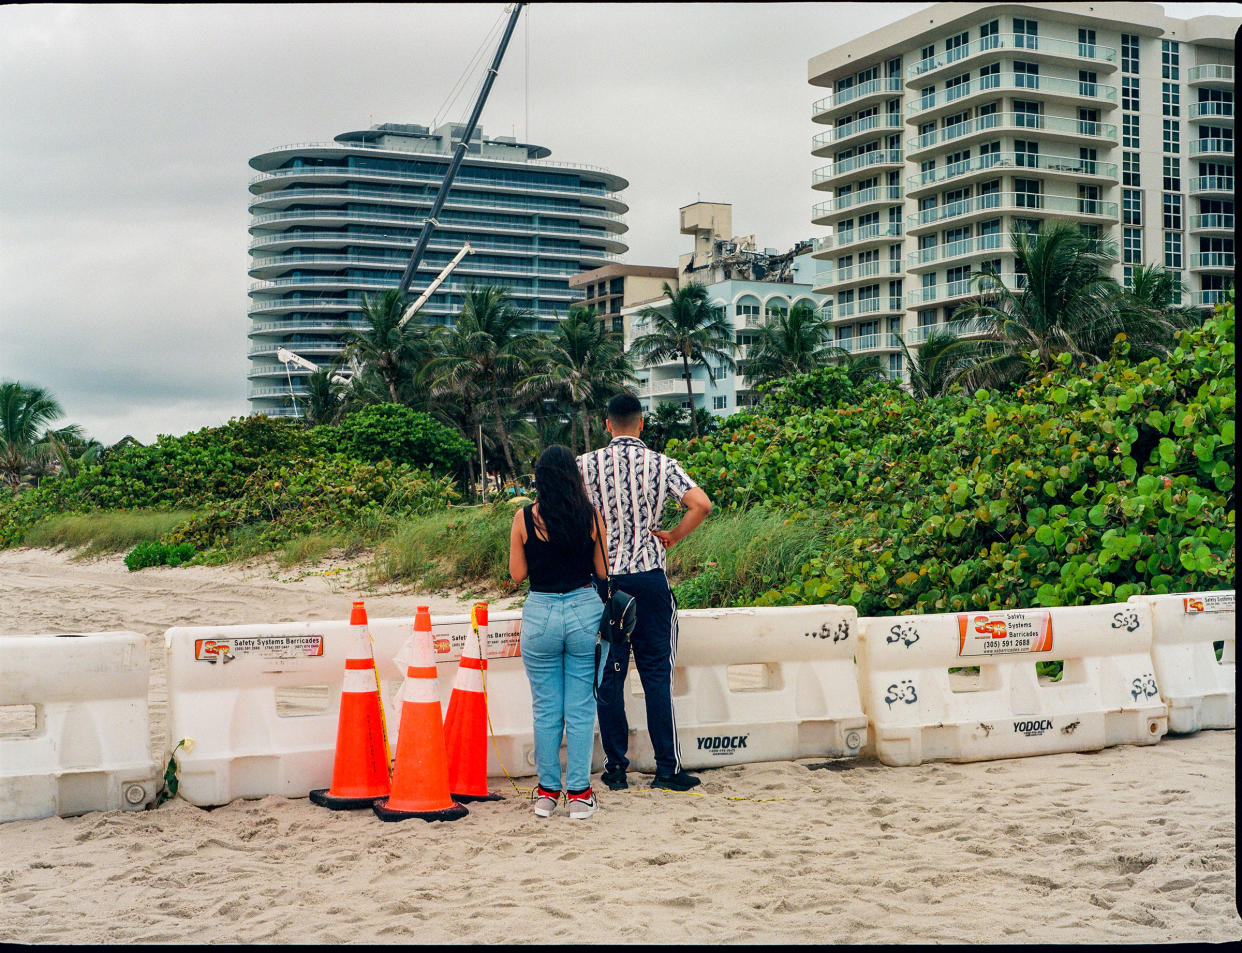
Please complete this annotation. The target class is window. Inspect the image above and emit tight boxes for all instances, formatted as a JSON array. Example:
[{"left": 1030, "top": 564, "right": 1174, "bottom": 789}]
[
  {"left": 1014, "top": 177, "right": 1041, "bottom": 208},
  {"left": 1080, "top": 146, "right": 1098, "bottom": 174},
  {"left": 1163, "top": 193, "right": 1182, "bottom": 230},
  {"left": 1014, "top": 61, "right": 1040, "bottom": 89},
  {"left": 712, "top": 396, "right": 727, "bottom": 411},
  {"left": 1122, "top": 76, "right": 1140, "bottom": 111},
  {"left": 1123, "top": 114, "right": 1140, "bottom": 149},
  {"left": 1013, "top": 99, "right": 1041, "bottom": 128},
  {"left": 1078, "top": 28, "right": 1096, "bottom": 59},
  {"left": 1164, "top": 232, "right": 1183, "bottom": 270},
  {"left": 1123, "top": 227, "right": 1142, "bottom": 265},
  {"left": 886, "top": 57, "right": 902, "bottom": 78},
  {"left": 978, "top": 61, "right": 1000, "bottom": 89},
  {"left": 1123, "top": 151, "right": 1140, "bottom": 187},
  {"left": 920, "top": 43, "right": 935, "bottom": 62},
  {"left": 1078, "top": 184, "right": 1101, "bottom": 215},
  {"left": 1014, "top": 139, "right": 1039, "bottom": 167},
  {"left": 980, "top": 19, "right": 999, "bottom": 50},
  {"left": 1163, "top": 119, "right": 1180, "bottom": 154},
  {"left": 1079, "top": 70, "right": 1098, "bottom": 97},
  {"left": 1122, "top": 34, "right": 1139, "bottom": 74},
  {"left": 1123, "top": 188, "right": 1142, "bottom": 225},
  {"left": 945, "top": 73, "right": 970, "bottom": 101},
  {"left": 1014, "top": 18, "right": 1038, "bottom": 49},
  {"left": 1161, "top": 40, "right": 1179, "bottom": 80},
  {"left": 946, "top": 32, "right": 968, "bottom": 63},
  {"left": 1162, "top": 81, "right": 1180, "bottom": 117},
  {"left": 1163, "top": 156, "right": 1180, "bottom": 191},
  {"left": 1079, "top": 107, "right": 1100, "bottom": 136}
]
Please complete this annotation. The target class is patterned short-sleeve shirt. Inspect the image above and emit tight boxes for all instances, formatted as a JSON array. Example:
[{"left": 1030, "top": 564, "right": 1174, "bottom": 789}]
[{"left": 577, "top": 436, "right": 698, "bottom": 575}]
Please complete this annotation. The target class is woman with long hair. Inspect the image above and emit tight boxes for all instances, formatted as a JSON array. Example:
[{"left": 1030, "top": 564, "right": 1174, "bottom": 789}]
[{"left": 509, "top": 444, "right": 609, "bottom": 819}]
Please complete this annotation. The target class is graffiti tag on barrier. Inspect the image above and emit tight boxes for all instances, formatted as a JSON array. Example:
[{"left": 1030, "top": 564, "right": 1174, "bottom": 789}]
[
  {"left": 805, "top": 620, "right": 851, "bottom": 643},
  {"left": 884, "top": 680, "right": 918, "bottom": 709},
  {"left": 1130, "top": 673, "right": 1158, "bottom": 701},
  {"left": 887, "top": 623, "right": 920, "bottom": 648},
  {"left": 1111, "top": 609, "right": 1142, "bottom": 632}
]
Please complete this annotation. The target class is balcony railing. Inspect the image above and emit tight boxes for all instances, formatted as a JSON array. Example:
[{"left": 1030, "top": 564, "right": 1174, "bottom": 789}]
[
  {"left": 907, "top": 274, "right": 1020, "bottom": 305},
  {"left": 907, "top": 74, "right": 1117, "bottom": 117},
  {"left": 909, "top": 112, "right": 1117, "bottom": 153},
  {"left": 816, "top": 259, "right": 905, "bottom": 285},
  {"left": 907, "top": 152, "right": 1116, "bottom": 190},
  {"left": 812, "top": 76, "right": 904, "bottom": 117},
  {"left": 1191, "top": 252, "right": 1236, "bottom": 269},
  {"left": 1189, "top": 138, "right": 1235, "bottom": 158},
  {"left": 909, "top": 232, "right": 1010, "bottom": 266},
  {"left": 1194, "top": 290, "right": 1230, "bottom": 307},
  {"left": 816, "top": 221, "right": 903, "bottom": 252},
  {"left": 1189, "top": 213, "right": 1235, "bottom": 231},
  {"left": 248, "top": 186, "right": 624, "bottom": 221},
  {"left": 640, "top": 378, "right": 707, "bottom": 398},
  {"left": 812, "top": 149, "right": 904, "bottom": 184},
  {"left": 1189, "top": 176, "right": 1235, "bottom": 193},
  {"left": 907, "top": 192, "right": 1118, "bottom": 229},
  {"left": 1187, "top": 64, "right": 1235, "bottom": 85},
  {"left": 907, "top": 33, "right": 1117, "bottom": 80},
  {"left": 1189, "top": 101, "right": 1234, "bottom": 121},
  {"left": 812, "top": 114, "right": 903, "bottom": 150},
  {"left": 249, "top": 253, "right": 585, "bottom": 277},
  {"left": 251, "top": 165, "right": 624, "bottom": 202},
  {"left": 249, "top": 208, "right": 622, "bottom": 241},
  {"left": 812, "top": 186, "right": 903, "bottom": 218},
  {"left": 905, "top": 319, "right": 981, "bottom": 343},
  {"left": 832, "top": 295, "right": 905, "bottom": 318},
  {"left": 829, "top": 332, "right": 903, "bottom": 353}
]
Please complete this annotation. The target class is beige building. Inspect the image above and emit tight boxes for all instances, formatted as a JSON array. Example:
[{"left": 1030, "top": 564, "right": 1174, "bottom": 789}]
[
  {"left": 808, "top": 1, "right": 1237, "bottom": 379},
  {"left": 568, "top": 264, "right": 678, "bottom": 339}
]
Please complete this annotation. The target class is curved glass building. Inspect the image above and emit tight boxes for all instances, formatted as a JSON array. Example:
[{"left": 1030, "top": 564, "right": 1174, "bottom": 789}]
[{"left": 246, "top": 122, "right": 629, "bottom": 416}]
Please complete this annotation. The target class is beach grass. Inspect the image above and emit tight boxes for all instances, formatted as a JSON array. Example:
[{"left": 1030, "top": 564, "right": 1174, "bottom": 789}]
[
  {"left": 368, "top": 502, "right": 520, "bottom": 589},
  {"left": 21, "top": 509, "right": 203, "bottom": 557}
]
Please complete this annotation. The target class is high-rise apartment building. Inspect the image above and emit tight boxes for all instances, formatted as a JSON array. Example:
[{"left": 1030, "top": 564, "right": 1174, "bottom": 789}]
[
  {"left": 568, "top": 264, "right": 679, "bottom": 339},
  {"left": 246, "top": 122, "right": 628, "bottom": 417},
  {"left": 808, "top": 2, "right": 1236, "bottom": 380}
]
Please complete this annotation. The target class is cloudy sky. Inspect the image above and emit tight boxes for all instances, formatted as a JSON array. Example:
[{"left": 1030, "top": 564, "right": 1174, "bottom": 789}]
[{"left": 0, "top": 2, "right": 1234, "bottom": 444}]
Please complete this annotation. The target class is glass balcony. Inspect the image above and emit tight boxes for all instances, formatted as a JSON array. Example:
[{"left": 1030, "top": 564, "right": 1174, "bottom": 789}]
[
  {"left": 815, "top": 259, "right": 905, "bottom": 286},
  {"left": 907, "top": 74, "right": 1117, "bottom": 119},
  {"left": 907, "top": 274, "right": 1019, "bottom": 305},
  {"left": 812, "top": 76, "right": 904, "bottom": 118},
  {"left": 907, "top": 34, "right": 1117, "bottom": 81},
  {"left": 1189, "top": 138, "right": 1235, "bottom": 158},
  {"left": 640, "top": 378, "right": 707, "bottom": 398},
  {"left": 908, "top": 112, "right": 1117, "bottom": 154},
  {"left": 1190, "top": 252, "right": 1235, "bottom": 270},
  {"left": 1187, "top": 64, "right": 1235, "bottom": 86},
  {"left": 812, "top": 186, "right": 903, "bottom": 219},
  {"left": 1194, "top": 289, "right": 1230, "bottom": 307},
  {"left": 248, "top": 252, "right": 586, "bottom": 278},
  {"left": 1189, "top": 101, "right": 1234, "bottom": 122},
  {"left": 812, "top": 150, "right": 904, "bottom": 186},
  {"left": 1189, "top": 176, "right": 1235, "bottom": 194},
  {"left": 909, "top": 232, "right": 1009, "bottom": 266},
  {"left": 905, "top": 319, "right": 981, "bottom": 343},
  {"left": 248, "top": 186, "right": 624, "bottom": 222},
  {"left": 907, "top": 152, "right": 1116, "bottom": 191},
  {"left": 812, "top": 114, "right": 903, "bottom": 152},
  {"left": 250, "top": 208, "right": 618, "bottom": 240},
  {"left": 830, "top": 332, "right": 903, "bottom": 353},
  {"left": 907, "top": 192, "right": 1118, "bottom": 230},
  {"left": 1189, "top": 213, "right": 1235, "bottom": 232},
  {"left": 816, "top": 221, "right": 904, "bottom": 252}
]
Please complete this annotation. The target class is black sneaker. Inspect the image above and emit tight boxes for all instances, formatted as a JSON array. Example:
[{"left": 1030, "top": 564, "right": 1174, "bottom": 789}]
[
  {"left": 651, "top": 770, "right": 701, "bottom": 791},
  {"left": 601, "top": 766, "right": 628, "bottom": 791}
]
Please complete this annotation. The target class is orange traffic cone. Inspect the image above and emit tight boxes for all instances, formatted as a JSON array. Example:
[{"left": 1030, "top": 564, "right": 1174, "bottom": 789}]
[
  {"left": 444, "top": 602, "right": 502, "bottom": 803},
  {"left": 310, "top": 601, "right": 392, "bottom": 810},
  {"left": 373, "top": 605, "right": 469, "bottom": 823}
]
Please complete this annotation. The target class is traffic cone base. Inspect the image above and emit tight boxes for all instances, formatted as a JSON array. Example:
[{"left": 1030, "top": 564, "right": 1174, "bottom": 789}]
[
  {"left": 372, "top": 797, "right": 469, "bottom": 822},
  {"left": 308, "top": 788, "right": 384, "bottom": 811}
]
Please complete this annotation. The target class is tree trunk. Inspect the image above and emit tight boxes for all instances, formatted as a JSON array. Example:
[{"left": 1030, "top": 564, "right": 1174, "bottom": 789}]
[
  {"left": 683, "top": 355, "right": 699, "bottom": 439},
  {"left": 492, "top": 405, "right": 518, "bottom": 476},
  {"left": 568, "top": 412, "right": 579, "bottom": 458},
  {"left": 580, "top": 405, "right": 592, "bottom": 453}
]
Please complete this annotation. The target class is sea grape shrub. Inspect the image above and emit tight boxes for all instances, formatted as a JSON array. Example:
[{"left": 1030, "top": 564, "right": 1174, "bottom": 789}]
[
  {"left": 673, "top": 308, "right": 1234, "bottom": 616},
  {"left": 332, "top": 403, "right": 473, "bottom": 475},
  {"left": 124, "top": 541, "right": 195, "bottom": 571},
  {"left": 164, "top": 454, "right": 457, "bottom": 553}
]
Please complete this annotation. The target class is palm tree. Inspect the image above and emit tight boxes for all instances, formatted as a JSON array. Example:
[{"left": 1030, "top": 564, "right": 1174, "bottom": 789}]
[
  {"left": 45, "top": 426, "right": 101, "bottom": 479},
  {"left": 895, "top": 329, "right": 979, "bottom": 399},
  {"left": 1118, "top": 263, "right": 1204, "bottom": 356},
  {"left": 0, "top": 381, "right": 70, "bottom": 495},
  {"left": 629, "top": 282, "right": 736, "bottom": 439},
  {"left": 336, "top": 289, "right": 430, "bottom": 404},
  {"left": 744, "top": 302, "right": 835, "bottom": 390},
  {"left": 823, "top": 347, "right": 889, "bottom": 386},
  {"left": 425, "top": 285, "right": 537, "bottom": 477},
  {"left": 299, "top": 369, "right": 345, "bottom": 426},
  {"left": 949, "top": 223, "right": 1186, "bottom": 390},
  {"left": 519, "top": 306, "right": 635, "bottom": 453}
]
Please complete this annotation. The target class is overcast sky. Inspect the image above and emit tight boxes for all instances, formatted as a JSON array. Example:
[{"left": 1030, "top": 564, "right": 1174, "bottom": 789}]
[{"left": 0, "top": 2, "right": 1234, "bottom": 444}]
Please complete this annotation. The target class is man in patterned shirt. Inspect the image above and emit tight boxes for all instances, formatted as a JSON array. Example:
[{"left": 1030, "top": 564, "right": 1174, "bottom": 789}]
[{"left": 577, "top": 392, "right": 713, "bottom": 791}]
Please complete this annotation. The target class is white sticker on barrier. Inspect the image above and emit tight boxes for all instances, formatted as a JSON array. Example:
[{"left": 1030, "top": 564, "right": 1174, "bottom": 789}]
[
  {"left": 1130, "top": 590, "right": 1234, "bottom": 734},
  {"left": 1, "top": 633, "right": 161, "bottom": 823},
  {"left": 164, "top": 611, "right": 524, "bottom": 807},
  {"left": 394, "top": 603, "right": 867, "bottom": 778},
  {"left": 857, "top": 603, "right": 1168, "bottom": 767}
]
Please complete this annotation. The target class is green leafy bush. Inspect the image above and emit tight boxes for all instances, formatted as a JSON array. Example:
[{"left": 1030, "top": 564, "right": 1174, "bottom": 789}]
[
  {"left": 333, "top": 403, "right": 473, "bottom": 475},
  {"left": 672, "top": 308, "right": 1235, "bottom": 615},
  {"left": 124, "top": 541, "right": 195, "bottom": 571}
]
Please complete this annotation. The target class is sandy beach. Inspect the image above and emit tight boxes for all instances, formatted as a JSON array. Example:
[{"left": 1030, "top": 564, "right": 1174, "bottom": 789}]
[{"left": 1, "top": 547, "right": 1238, "bottom": 944}]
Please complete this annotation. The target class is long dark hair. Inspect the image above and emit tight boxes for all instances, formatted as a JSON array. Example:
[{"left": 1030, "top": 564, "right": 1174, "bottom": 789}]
[{"left": 533, "top": 445, "right": 595, "bottom": 552}]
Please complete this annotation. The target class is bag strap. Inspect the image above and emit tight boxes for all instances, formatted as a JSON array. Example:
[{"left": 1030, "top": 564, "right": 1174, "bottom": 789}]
[{"left": 592, "top": 515, "right": 615, "bottom": 596}]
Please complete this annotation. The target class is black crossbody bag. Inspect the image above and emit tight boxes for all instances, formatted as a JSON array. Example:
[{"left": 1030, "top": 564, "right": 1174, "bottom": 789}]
[{"left": 593, "top": 530, "right": 636, "bottom": 702}]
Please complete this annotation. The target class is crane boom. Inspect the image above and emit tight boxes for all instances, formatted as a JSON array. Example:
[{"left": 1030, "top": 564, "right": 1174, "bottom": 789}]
[
  {"left": 395, "top": 2, "right": 525, "bottom": 298},
  {"left": 398, "top": 242, "right": 474, "bottom": 329}
]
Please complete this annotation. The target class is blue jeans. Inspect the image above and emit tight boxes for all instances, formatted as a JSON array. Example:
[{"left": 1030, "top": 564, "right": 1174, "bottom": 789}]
[{"left": 520, "top": 586, "right": 605, "bottom": 793}]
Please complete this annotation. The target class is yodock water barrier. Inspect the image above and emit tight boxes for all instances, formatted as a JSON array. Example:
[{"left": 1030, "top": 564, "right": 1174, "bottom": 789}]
[{"left": 0, "top": 590, "right": 1233, "bottom": 819}]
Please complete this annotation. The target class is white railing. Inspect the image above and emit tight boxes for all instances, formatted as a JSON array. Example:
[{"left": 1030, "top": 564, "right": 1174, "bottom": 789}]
[
  {"left": 812, "top": 76, "right": 904, "bottom": 116},
  {"left": 816, "top": 259, "right": 904, "bottom": 285},
  {"left": 813, "top": 149, "right": 904, "bottom": 184},
  {"left": 248, "top": 187, "right": 625, "bottom": 222},
  {"left": 249, "top": 253, "right": 584, "bottom": 277},
  {"left": 1189, "top": 101, "right": 1234, "bottom": 121},
  {"left": 812, "top": 114, "right": 903, "bottom": 150},
  {"left": 817, "top": 221, "right": 903, "bottom": 252},
  {"left": 249, "top": 208, "right": 624, "bottom": 241},
  {"left": 907, "top": 192, "right": 1118, "bottom": 229},
  {"left": 905, "top": 319, "right": 982, "bottom": 343},
  {"left": 1194, "top": 290, "right": 1229, "bottom": 307},
  {"left": 830, "top": 332, "right": 902, "bottom": 353},
  {"left": 907, "top": 74, "right": 1117, "bottom": 117},
  {"left": 1189, "top": 138, "right": 1235, "bottom": 157},
  {"left": 641, "top": 378, "right": 706, "bottom": 398},
  {"left": 907, "top": 153, "right": 1117, "bottom": 190},
  {"left": 907, "top": 33, "right": 1117, "bottom": 80},
  {"left": 1189, "top": 176, "right": 1235, "bottom": 193},
  {"left": 812, "top": 186, "right": 903, "bottom": 218},
  {"left": 1187, "top": 64, "right": 1235, "bottom": 84},
  {"left": 909, "top": 232, "right": 1008, "bottom": 266},
  {"left": 250, "top": 165, "right": 624, "bottom": 201},
  {"left": 908, "top": 112, "right": 1116, "bottom": 153},
  {"left": 907, "top": 274, "right": 1020, "bottom": 305},
  {"left": 1191, "top": 252, "right": 1235, "bottom": 269},
  {"left": 1189, "top": 214, "right": 1234, "bottom": 231}
]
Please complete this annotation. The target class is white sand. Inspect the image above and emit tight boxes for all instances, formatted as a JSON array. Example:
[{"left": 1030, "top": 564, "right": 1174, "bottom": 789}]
[{"left": 1, "top": 547, "right": 1238, "bottom": 944}]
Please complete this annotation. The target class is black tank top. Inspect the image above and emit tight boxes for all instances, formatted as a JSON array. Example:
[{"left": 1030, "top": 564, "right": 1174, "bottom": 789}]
[{"left": 523, "top": 505, "right": 596, "bottom": 593}]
